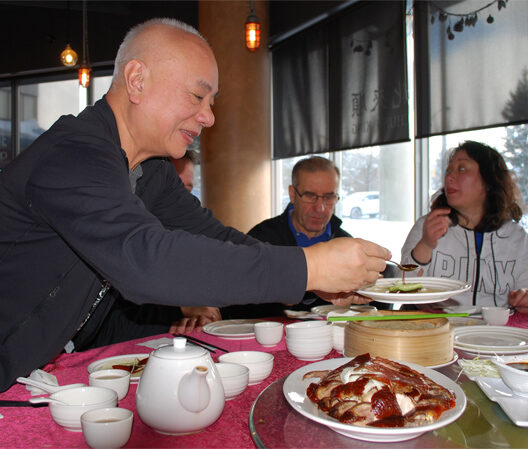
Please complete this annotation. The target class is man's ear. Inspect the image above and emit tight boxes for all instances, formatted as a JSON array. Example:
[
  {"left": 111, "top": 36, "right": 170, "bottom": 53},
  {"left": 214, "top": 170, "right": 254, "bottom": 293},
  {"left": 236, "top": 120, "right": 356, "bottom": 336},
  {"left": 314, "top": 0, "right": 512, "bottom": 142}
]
[
  {"left": 123, "top": 59, "right": 145, "bottom": 104},
  {"left": 288, "top": 185, "right": 295, "bottom": 204}
]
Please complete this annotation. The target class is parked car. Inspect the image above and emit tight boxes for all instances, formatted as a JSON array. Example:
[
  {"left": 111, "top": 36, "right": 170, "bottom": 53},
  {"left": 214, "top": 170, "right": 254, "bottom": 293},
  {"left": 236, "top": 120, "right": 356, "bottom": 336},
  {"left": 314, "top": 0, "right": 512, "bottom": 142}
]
[{"left": 341, "top": 191, "right": 379, "bottom": 218}]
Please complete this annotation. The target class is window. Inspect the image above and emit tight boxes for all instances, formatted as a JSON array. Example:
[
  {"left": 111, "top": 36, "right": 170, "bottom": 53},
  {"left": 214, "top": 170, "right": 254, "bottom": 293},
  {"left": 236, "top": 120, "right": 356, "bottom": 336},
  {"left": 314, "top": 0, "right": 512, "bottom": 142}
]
[
  {"left": 429, "top": 125, "right": 528, "bottom": 230},
  {"left": 0, "top": 73, "right": 113, "bottom": 169},
  {"left": 272, "top": 1, "right": 528, "bottom": 262},
  {"left": 19, "top": 80, "right": 80, "bottom": 152},
  {"left": 0, "top": 86, "right": 11, "bottom": 170}
]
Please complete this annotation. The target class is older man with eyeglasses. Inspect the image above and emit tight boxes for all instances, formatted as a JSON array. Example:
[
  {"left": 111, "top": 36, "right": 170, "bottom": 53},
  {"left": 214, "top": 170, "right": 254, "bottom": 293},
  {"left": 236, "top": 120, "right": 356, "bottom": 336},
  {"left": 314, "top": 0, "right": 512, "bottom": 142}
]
[{"left": 218, "top": 156, "right": 359, "bottom": 319}]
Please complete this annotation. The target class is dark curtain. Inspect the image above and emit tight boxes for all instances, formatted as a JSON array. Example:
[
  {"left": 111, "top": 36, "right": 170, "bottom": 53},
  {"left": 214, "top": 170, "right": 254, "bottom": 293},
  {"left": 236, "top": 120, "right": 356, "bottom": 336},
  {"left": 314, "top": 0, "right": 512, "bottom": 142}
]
[
  {"left": 415, "top": 0, "right": 528, "bottom": 138},
  {"left": 272, "top": 24, "right": 329, "bottom": 158},
  {"left": 272, "top": 0, "right": 409, "bottom": 160}
]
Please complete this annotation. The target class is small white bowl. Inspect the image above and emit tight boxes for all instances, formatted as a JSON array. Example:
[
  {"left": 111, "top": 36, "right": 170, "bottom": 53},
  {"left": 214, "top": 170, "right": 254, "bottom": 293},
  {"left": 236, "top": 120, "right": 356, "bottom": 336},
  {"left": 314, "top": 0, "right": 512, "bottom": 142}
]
[
  {"left": 81, "top": 407, "right": 133, "bottom": 448},
  {"left": 286, "top": 337, "right": 333, "bottom": 361},
  {"left": 482, "top": 306, "right": 510, "bottom": 326},
  {"left": 89, "top": 369, "right": 130, "bottom": 401},
  {"left": 492, "top": 355, "right": 528, "bottom": 397},
  {"left": 48, "top": 386, "right": 118, "bottom": 432},
  {"left": 331, "top": 323, "right": 346, "bottom": 352},
  {"left": 218, "top": 351, "right": 274, "bottom": 385},
  {"left": 254, "top": 321, "right": 283, "bottom": 347},
  {"left": 284, "top": 336, "right": 333, "bottom": 350},
  {"left": 215, "top": 362, "right": 250, "bottom": 400}
]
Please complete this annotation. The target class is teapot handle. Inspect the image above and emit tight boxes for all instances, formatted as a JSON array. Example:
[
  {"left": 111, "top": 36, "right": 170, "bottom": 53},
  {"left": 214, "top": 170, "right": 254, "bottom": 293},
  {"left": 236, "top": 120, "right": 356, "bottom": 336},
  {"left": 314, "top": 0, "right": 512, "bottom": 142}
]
[{"left": 179, "top": 366, "right": 211, "bottom": 413}]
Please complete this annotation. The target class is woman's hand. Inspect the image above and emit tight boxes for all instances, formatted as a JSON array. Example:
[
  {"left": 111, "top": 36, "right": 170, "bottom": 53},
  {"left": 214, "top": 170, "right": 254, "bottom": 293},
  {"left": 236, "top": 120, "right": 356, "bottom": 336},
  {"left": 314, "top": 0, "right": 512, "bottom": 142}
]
[
  {"left": 508, "top": 289, "right": 528, "bottom": 314},
  {"left": 169, "top": 306, "right": 222, "bottom": 334},
  {"left": 412, "top": 208, "right": 451, "bottom": 264}
]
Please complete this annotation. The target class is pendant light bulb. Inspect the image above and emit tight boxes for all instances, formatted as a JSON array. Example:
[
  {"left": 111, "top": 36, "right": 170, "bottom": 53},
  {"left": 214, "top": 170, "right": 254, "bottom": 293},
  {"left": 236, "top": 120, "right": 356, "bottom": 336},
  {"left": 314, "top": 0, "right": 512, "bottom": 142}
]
[
  {"left": 78, "top": 65, "right": 91, "bottom": 88},
  {"left": 245, "top": 13, "right": 261, "bottom": 51},
  {"left": 60, "top": 44, "right": 78, "bottom": 67}
]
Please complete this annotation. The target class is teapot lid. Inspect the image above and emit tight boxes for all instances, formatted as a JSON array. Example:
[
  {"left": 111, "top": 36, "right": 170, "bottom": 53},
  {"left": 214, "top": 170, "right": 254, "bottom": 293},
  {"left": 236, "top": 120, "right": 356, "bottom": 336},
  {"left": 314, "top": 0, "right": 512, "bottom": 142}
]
[{"left": 153, "top": 337, "right": 207, "bottom": 359}]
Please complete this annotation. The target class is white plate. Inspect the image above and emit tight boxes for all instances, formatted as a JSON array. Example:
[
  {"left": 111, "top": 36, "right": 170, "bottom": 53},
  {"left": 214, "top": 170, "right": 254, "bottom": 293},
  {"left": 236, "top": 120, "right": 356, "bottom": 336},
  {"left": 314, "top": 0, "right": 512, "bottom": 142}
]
[
  {"left": 310, "top": 305, "right": 376, "bottom": 316},
  {"left": 447, "top": 316, "right": 485, "bottom": 327},
  {"left": 454, "top": 326, "right": 528, "bottom": 354},
  {"left": 427, "top": 352, "right": 459, "bottom": 369},
  {"left": 282, "top": 357, "right": 466, "bottom": 442},
  {"left": 87, "top": 353, "right": 150, "bottom": 383},
  {"left": 356, "top": 277, "right": 471, "bottom": 305},
  {"left": 464, "top": 367, "right": 528, "bottom": 427},
  {"left": 202, "top": 319, "right": 266, "bottom": 340}
]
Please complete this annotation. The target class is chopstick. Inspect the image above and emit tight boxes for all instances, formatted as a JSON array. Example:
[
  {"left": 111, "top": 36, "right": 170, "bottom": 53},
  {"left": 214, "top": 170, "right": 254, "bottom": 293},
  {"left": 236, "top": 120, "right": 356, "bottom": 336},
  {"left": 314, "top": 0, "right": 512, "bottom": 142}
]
[
  {"left": 175, "top": 334, "right": 229, "bottom": 353},
  {"left": 187, "top": 340, "right": 216, "bottom": 354},
  {"left": 327, "top": 313, "right": 469, "bottom": 322},
  {"left": 0, "top": 400, "right": 47, "bottom": 407}
]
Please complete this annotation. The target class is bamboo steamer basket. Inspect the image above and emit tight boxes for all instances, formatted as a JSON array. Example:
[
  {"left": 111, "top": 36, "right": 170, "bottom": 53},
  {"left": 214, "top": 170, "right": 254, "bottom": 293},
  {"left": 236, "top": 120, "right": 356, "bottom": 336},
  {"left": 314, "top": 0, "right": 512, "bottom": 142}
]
[{"left": 343, "top": 311, "right": 454, "bottom": 366}]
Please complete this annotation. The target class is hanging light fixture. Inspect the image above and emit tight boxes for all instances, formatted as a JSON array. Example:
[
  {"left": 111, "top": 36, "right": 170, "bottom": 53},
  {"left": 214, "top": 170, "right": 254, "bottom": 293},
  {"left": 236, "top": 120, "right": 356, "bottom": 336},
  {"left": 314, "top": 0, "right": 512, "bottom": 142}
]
[
  {"left": 78, "top": 0, "right": 91, "bottom": 87},
  {"left": 60, "top": 2, "right": 77, "bottom": 67},
  {"left": 60, "top": 44, "right": 78, "bottom": 67},
  {"left": 245, "top": 0, "right": 260, "bottom": 51}
]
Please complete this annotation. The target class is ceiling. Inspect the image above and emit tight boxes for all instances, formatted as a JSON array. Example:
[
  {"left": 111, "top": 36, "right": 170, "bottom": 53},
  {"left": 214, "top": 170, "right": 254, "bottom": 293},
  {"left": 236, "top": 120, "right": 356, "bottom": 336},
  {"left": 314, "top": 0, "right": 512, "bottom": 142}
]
[{"left": 0, "top": 0, "right": 344, "bottom": 77}]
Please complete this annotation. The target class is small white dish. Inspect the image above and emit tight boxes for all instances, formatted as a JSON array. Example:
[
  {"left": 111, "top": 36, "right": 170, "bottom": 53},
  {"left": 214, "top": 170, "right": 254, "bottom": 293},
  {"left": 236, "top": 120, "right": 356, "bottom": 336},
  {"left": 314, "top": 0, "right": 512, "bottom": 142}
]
[
  {"left": 218, "top": 351, "right": 274, "bottom": 385},
  {"left": 215, "top": 362, "right": 249, "bottom": 400},
  {"left": 474, "top": 377, "right": 528, "bottom": 427},
  {"left": 87, "top": 354, "right": 149, "bottom": 383},
  {"left": 492, "top": 355, "right": 528, "bottom": 397},
  {"left": 459, "top": 357, "right": 528, "bottom": 427},
  {"left": 81, "top": 407, "right": 133, "bottom": 448},
  {"left": 476, "top": 377, "right": 516, "bottom": 401}
]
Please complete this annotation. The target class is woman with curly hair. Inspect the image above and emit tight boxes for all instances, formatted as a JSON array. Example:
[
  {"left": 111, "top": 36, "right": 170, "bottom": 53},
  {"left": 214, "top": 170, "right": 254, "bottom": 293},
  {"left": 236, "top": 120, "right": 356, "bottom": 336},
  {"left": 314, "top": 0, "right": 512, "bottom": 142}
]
[{"left": 401, "top": 141, "right": 528, "bottom": 312}]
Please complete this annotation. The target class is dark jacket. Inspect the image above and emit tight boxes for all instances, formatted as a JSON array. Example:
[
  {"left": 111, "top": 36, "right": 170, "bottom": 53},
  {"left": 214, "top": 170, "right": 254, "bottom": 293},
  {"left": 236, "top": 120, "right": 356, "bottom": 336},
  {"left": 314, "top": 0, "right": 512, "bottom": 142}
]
[
  {"left": 249, "top": 205, "right": 351, "bottom": 245},
  {"left": 221, "top": 206, "right": 351, "bottom": 319},
  {"left": 0, "top": 98, "right": 306, "bottom": 391}
]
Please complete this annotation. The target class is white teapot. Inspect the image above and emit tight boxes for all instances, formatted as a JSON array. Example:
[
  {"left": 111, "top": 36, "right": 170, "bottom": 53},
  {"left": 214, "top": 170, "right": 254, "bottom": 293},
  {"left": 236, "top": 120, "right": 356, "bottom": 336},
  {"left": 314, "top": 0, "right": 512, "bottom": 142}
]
[{"left": 136, "top": 337, "right": 225, "bottom": 434}]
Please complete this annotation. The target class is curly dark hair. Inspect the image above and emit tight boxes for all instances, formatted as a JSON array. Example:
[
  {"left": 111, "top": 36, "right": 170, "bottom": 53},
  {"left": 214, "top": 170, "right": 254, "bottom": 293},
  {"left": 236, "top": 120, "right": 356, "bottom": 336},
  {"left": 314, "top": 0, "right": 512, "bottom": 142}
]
[{"left": 431, "top": 140, "right": 523, "bottom": 232}]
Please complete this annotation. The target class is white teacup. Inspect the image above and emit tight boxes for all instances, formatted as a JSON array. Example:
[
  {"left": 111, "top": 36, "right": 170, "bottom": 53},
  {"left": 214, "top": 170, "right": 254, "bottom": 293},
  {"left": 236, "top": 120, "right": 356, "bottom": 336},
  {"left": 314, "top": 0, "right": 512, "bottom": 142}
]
[
  {"left": 254, "top": 321, "right": 283, "bottom": 347},
  {"left": 89, "top": 369, "right": 130, "bottom": 401},
  {"left": 81, "top": 407, "right": 133, "bottom": 449},
  {"left": 481, "top": 306, "right": 510, "bottom": 326}
]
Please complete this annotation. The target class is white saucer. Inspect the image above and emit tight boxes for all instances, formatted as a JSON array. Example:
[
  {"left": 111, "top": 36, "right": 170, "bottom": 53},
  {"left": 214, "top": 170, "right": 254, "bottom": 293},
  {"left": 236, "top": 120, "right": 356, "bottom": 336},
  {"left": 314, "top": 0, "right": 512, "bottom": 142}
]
[{"left": 467, "top": 371, "right": 528, "bottom": 427}]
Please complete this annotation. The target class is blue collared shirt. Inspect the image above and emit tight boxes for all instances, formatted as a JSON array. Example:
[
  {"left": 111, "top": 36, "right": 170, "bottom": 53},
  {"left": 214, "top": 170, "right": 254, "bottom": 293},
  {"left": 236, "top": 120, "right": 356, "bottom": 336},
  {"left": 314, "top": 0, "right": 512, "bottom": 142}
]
[{"left": 287, "top": 203, "right": 332, "bottom": 247}]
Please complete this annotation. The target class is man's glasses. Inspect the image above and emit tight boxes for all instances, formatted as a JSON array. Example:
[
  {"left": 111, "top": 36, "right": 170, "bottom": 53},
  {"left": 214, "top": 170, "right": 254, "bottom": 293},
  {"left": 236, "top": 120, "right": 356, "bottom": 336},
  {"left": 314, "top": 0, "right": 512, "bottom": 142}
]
[{"left": 293, "top": 186, "right": 339, "bottom": 206}]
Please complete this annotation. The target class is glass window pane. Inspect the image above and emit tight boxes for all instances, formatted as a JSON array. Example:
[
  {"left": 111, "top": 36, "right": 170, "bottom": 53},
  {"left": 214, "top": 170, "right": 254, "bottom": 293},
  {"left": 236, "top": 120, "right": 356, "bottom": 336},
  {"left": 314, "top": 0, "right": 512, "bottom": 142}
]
[
  {"left": 429, "top": 126, "right": 528, "bottom": 230},
  {"left": 273, "top": 145, "right": 414, "bottom": 259},
  {"left": 336, "top": 143, "right": 414, "bottom": 259},
  {"left": 19, "top": 80, "right": 80, "bottom": 152},
  {"left": 0, "top": 86, "right": 12, "bottom": 170},
  {"left": 92, "top": 76, "right": 112, "bottom": 103}
]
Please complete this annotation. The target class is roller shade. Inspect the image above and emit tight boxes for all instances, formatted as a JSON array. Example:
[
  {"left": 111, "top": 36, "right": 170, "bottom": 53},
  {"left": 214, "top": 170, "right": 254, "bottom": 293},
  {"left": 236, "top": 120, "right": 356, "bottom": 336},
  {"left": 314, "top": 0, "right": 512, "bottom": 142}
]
[{"left": 272, "top": 0, "right": 409, "bottom": 160}]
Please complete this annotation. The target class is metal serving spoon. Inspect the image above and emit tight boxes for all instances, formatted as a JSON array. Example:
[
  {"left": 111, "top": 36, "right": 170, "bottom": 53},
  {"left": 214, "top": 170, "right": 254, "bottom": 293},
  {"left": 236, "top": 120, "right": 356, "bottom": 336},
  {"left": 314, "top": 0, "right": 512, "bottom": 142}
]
[
  {"left": 388, "top": 261, "right": 419, "bottom": 272},
  {"left": 16, "top": 377, "right": 86, "bottom": 394}
]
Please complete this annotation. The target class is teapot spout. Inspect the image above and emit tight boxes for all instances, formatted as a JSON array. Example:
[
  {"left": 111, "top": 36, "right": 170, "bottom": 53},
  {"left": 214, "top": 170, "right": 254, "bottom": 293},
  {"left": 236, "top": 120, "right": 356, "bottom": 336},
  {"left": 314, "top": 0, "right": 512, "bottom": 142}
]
[{"left": 179, "top": 366, "right": 211, "bottom": 413}]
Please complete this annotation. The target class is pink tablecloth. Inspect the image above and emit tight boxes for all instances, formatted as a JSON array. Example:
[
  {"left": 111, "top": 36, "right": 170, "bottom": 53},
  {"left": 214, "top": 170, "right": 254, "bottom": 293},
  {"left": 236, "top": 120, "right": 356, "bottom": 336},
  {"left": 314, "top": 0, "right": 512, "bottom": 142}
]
[
  {"left": 0, "top": 319, "right": 337, "bottom": 449},
  {"left": 2, "top": 313, "right": 528, "bottom": 449}
]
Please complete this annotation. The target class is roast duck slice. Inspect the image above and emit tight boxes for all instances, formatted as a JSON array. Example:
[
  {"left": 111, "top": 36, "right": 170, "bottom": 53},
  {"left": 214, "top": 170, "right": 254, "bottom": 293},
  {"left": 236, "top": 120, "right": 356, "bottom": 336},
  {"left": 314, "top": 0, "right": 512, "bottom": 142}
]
[{"left": 304, "top": 353, "right": 456, "bottom": 427}]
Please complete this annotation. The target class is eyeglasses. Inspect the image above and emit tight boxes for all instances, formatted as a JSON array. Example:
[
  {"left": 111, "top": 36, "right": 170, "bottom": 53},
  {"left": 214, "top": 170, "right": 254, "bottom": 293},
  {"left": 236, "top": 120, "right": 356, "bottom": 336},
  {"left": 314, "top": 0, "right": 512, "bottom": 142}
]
[{"left": 293, "top": 186, "right": 339, "bottom": 205}]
